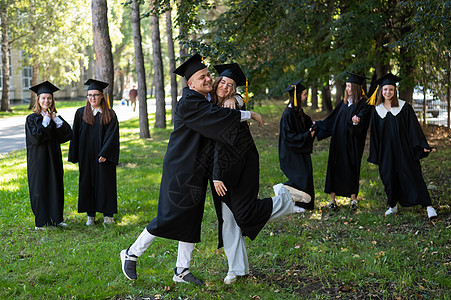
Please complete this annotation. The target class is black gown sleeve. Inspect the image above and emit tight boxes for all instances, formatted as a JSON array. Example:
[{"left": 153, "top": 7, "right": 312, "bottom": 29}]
[
  {"left": 26, "top": 114, "right": 50, "bottom": 146},
  {"left": 68, "top": 108, "right": 82, "bottom": 163},
  {"left": 314, "top": 102, "right": 342, "bottom": 141},
  {"left": 367, "top": 109, "right": 380, "bottom": 165},
  {"left": 351, "top": 99, "right": 372, "bottom": 137},
  {"left": 55, "top": 116, "right": 73, "bottom": 144},
  {"left": 280, "top": 110, "right": 313, "bottom": 153},
  {"left": 405, "top": 104, "right": 431, "bottom": 161},
  {"left": 98, "top": 110, "right": 120, "bottom": 164}
]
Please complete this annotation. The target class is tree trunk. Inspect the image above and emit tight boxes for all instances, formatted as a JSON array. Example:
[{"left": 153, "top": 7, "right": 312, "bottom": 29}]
[
  {"left": 29, "top": 57, "right": 39, "bottom": 109},
  {"left": 92, "top": 0, "right": 114, "bottom": 104},
  {"left": 1, "top": 3, "right": 10, "bottom": 112},
  {"left": 321, "top": 80, "right": 333, "bottom": 113},
  {"left": 177, "top": 0, "right": 187, "bottom": 89},
  {"left": 398, "top": 45, "right": 414, "bottom": 104},
  {"left": 335, "top": 78, "right": 344, "bottom": 105},
  {"left": 311, "top": 85, "right": 318, "bottom": 109},
  {"left": 166, "top": 7, "right": 177, "bottom": 124},
  {"left": 131, "top": 0, "right": 150, "bottom": 138},
  {"left": 150, "top": 6, "right": 166, "bottom": 128}
]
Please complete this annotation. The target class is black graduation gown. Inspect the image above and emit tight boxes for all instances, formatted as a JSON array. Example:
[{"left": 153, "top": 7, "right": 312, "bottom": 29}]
[
  {"left": 368, "top": 101, "right": 432, "bottom": 207},
  {"left": 212, "top": 117, "right": 273, "bottom": 248},
  {"left": 26, "top": 113, "right": 73, "bottom": 227},
  {"left": 68, "top": 107, "right": 119, "bottom": 215},
  {"left": 278, "top": 107, "right": 315, "bottom": 210},
  {"left": 315, "top": 98, "right": 372, "bottom": 197},
  {"left": 145, "top": 87, "right": 241, "bottom": 243}
]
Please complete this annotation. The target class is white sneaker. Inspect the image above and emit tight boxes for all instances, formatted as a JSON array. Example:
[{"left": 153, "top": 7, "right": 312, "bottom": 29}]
[
  {"left": 57, "top": 222, "right": 68, "bottom": 228},
  {"left": 293, "top": 206, "right": 306, "bottom": 213},
  {"left": 35, "top": 226, "right": 46, "bottom": 230},
  {"left": 86, "top": 216, "right": 95, "bottom": 226},
  {"left": 103, "top": 216, "right": 115, "bottom": 224},
  {"left": 427, "top": 207, "right": 437, "bottom": 219},
  {"left": 385, "top": 206, "right": 398, "bottom": 216},
  {"left": 224, "top": 274, "right": 237, "bottom": 285}
]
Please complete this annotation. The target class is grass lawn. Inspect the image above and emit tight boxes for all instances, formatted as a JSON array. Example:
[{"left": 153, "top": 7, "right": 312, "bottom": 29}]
[{"left": 0, "top": 100, "right": 449, "bottom": 299}]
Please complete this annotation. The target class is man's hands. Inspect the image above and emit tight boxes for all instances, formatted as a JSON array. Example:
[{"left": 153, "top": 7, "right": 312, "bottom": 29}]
[
  {"left": 214, "top": 181, "right": 227, "bottom": 196},
  {"left": 250, "top": 111, "right": 263, "bottom": 127}
]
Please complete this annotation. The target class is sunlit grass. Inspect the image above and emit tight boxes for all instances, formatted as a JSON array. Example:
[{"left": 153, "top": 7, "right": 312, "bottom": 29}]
[{"left": 0, "top": 100, "right": 449, "bottom": 299}]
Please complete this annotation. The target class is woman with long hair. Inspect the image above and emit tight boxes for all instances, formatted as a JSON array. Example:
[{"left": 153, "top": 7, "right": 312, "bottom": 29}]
[
  {"left": 25, "top": 81, "right": 73, "bottom": 229},
  {"left": 313, "top": 72, "right": 372, "bottom": 210},
  {"left": 279, "top": 80, "right": 315, "bottom": 212},
  {"left": 368, "top": 73, "right": 437, "bottom": 219},
  {"left": 69, "top": 79, "right": 119, "bottom": 225}
]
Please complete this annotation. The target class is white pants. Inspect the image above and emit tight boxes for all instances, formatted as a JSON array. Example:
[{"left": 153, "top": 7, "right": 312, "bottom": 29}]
[
  {"left": 128, "top": 228, "right": 194, "bottom": 269},
  {"left": 221, "top": 185, "right": 294, "bottom": 275}
]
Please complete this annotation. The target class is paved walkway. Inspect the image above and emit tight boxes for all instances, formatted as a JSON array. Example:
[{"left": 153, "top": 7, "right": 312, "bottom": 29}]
[{"left": 0, "top": 100, "right": 171, "bottom": 155}]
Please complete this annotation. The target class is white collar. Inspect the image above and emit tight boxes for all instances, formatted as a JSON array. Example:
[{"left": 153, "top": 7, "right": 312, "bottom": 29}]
[
  {"left": 375, "top": 99, "right": 405, "bottom": 118},
  {"left": 347, "top": 97, "right": 353, "bottom": 106},
  {"left": 92, "top": 106, "right": 102, "bottom": 116}
]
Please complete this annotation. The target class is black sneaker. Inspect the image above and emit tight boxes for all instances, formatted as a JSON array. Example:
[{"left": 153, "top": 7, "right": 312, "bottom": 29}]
[
  {"left": 328, "top": 202, "right": 336, "bottom": 209},
  {"left": 120, "top": 248, "right": 138, "bottom": 280},
  {"left": 351, "top": 200, "right": 358, "bottom": 210},
  {"left": 173, "top": 268, "right": 204, "bottom": 286}
]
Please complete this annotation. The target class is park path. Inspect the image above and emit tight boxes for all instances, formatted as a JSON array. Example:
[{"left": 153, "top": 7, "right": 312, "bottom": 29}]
[{"left": 0, "top": 99, "right": 171, "bottom": 155}]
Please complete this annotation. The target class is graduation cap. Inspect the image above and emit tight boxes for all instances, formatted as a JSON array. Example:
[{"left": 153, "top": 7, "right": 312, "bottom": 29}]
[
  {"left": 29, "top": 81, "right": 59, "bottom": 95},
  {"left": 85, "top": 79, "right": 111, "bottom": 108},
  {"left": 346, "top": 72, "right": 367, "bottom": 85},
  {"left": 85, "top": 79, "right": 109, "bottom": 91},
  {"left": 213, "top": 63, "right": 247, "bottom": 87},
  {"left": 373, "top": 73, "right": 401, "bottom": 88},
  {"left": 367, "top": 73, "right": 402, "bottom": 105},
  {"left": 173, "top": 53, "right": 207, "bottom": 80},
  {"left": 283, "top": 79, "right": 306, "bottom": 108}
]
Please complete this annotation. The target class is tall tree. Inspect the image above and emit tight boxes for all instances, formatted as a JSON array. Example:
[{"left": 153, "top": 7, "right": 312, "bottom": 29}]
[
  {"left": 0, "top": 0, "right": 11, "bottom": 112},
  {"left": 150, "top": 1, "right": 165, "bottom": 128},
  {"left": 131, "top": 0, "right": 150, "bottom": 138},
  {"left": 92, "top": 0, "right": 114, "bottom": 100},
  {"left": 165, "top": 5, "right": 177, "bottom": 123}
]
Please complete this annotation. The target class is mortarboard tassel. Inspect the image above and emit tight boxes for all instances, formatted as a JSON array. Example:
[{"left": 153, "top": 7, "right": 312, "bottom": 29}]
[
  {"left": 367, "top": 85, "right": 378, "bottom": 105},
  {"left": 361, "top": 88, "right": 366, "bottom": 96},
  {"left": 244, "top": 79, "right": 249, "bottom": 104},
  {"left": 107, "top": 91, "right": 111, "bottom": 109},
  {"left": 292, "top": 85, "right": 297, "bottom": 107},
  {"left": 201, "top": 55, "right": 205, "bottom": 65}
]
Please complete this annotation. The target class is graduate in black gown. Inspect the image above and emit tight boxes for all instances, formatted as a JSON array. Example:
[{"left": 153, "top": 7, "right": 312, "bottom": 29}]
[
  {"left": 313, "top": 72, "right": 372, "bottom": 210},
  {"left": 367, "top": 73, "right": 437, "bottom": 219},
  {"left": 68, "top": 79, "right": 119, "bottom": 225},
  {"left": 210, "top": 63, "right": 297, "bottom": 284},
  {"left": 26, "top": 81, "right": 73, "bottom": 230},
  {"left": 120, "top": 54, "right": 264, "bottom": 285},
  {"left": 279, "top": 80, "right": 316, "bottom": 212}
]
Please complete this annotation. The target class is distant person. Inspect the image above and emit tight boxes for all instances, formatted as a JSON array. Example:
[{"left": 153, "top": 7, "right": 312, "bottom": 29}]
[
  {"left": 279, "top": 80, "right": 316, "bottom": 212},
  {"left": 120, "top": 54, "right": 263, "bottom": 286},
  {"left": 129, "top": 84, "right": 138, "bottom": 112},
  {"left": 68, "top": 79, "right": 120, "bottom": 225},
  {"left": 25, "top": 81, "right": 73, "bottom": 230},
  {"left": 209, "top": 63, "right": 298, "bottom": 285},
  {"left": 367, "top": 73, "right": 437, "bottom": 219},
  {"left": 312, "top": 72, "right": 372, "bottom": 210}
]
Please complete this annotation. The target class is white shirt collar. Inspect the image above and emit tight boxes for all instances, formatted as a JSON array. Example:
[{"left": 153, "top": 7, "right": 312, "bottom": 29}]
[
  {"left": 347, "top": 97, "right": 353, "bottom": 107},
  {"left": 375, "top": 99, "right": 405, "bottom": 118},
  {"left": 92, "top": 106, "right": 102, "bottom": 116}
]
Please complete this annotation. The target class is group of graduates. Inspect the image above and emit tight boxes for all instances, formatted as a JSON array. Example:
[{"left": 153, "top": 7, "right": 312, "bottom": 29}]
[
  {"left": 25, "top": 53, "right": 437, "bottom": 287},
  {"left": 25, "top": 79, "right": 119, "bottom": 230}
]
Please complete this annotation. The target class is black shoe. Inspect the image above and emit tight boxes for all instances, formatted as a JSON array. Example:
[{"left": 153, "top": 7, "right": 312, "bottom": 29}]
[
  {"left": 173, "top": 268, "right": 204, "bottom": 286},
  {"left": 328, "top": 202, "right": 336, "bottom": 209},
  {"left": 351, "top": 200, "right": 358, "bottom": 210},
  {"left": 120, "top": 248, "right": 138, "bottom": 280}
]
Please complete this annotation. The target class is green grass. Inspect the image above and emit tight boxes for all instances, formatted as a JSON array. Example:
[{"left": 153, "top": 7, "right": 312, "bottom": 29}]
[{"left": 0, "top": 100, "right": 450, "bottom": 299}]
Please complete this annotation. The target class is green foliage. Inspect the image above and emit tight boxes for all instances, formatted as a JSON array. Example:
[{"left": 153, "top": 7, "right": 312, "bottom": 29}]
[{"left": 0, "top": 100, "right": 449, "bottom": 299}]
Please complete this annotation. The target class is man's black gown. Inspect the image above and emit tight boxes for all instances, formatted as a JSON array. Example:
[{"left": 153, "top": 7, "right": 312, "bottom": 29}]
[
  {"left": 68, "top": 107, "right": 119, "bottom": 216},
  {"left": 315, "top": 98, "right": 372, "bottom": 197},
  {"left": 211, "top": 111, "right": 272, "bottom": 248},
  {"left": 279, "top": 107, "right": 315, "bottom": 210},
  {"left": 368, "top": 100, "right": 432, "bottom": 207},
  {"left": 26, "top": 113, "right": 73, "bottom": 227},
  {"left": 145, "top": 87, "right": 242, "bottom": 243}
]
